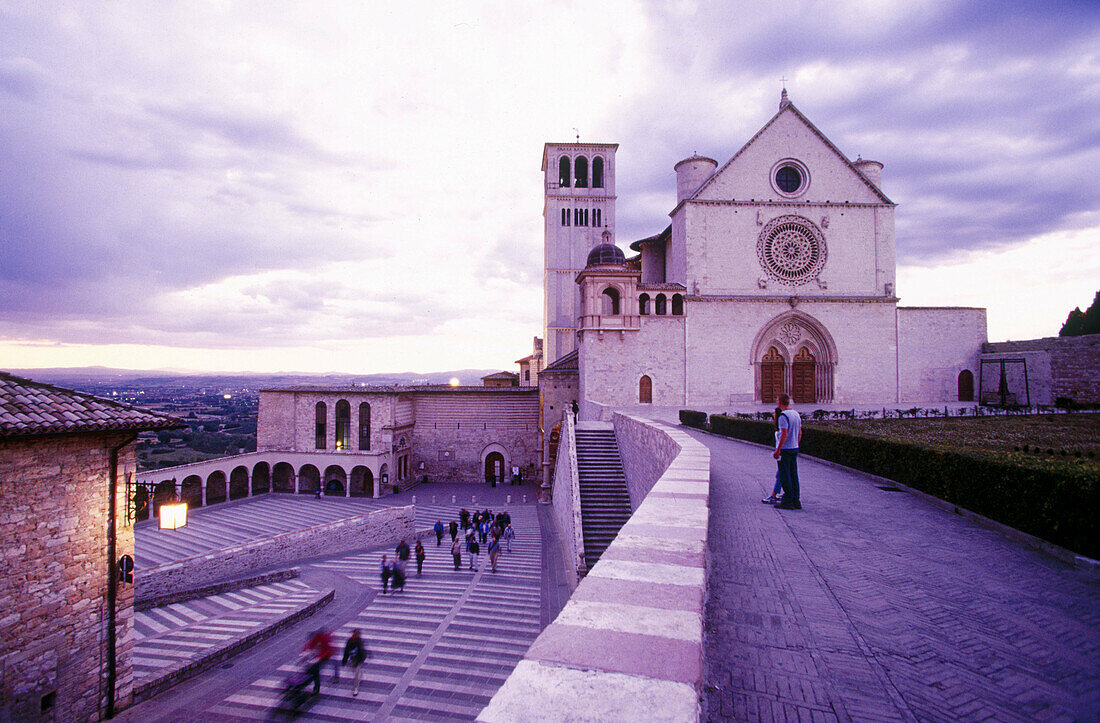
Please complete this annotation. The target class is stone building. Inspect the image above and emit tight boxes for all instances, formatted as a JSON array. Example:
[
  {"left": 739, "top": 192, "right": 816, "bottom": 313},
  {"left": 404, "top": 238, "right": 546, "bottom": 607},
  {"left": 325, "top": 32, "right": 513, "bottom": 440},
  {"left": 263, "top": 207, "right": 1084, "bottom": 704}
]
[
  {"left": 0, "top": 372, "right": 177, "bottom": 721},
  {"left": 257, "top": 385, "right": 539, "bottom": 491},
  {"left": 542, "top": 91, "right": 988, "bottom": 418},
  {"left": 981, "top": 334, "right": 1100, "bottom": 406}
]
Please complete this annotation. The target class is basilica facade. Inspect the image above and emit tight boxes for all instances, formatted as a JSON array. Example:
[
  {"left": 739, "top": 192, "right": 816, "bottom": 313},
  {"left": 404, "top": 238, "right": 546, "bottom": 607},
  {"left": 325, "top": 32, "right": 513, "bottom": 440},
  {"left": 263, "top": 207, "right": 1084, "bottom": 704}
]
[{"left": 543, "top": 92, "right": 987, "bottom": 413}]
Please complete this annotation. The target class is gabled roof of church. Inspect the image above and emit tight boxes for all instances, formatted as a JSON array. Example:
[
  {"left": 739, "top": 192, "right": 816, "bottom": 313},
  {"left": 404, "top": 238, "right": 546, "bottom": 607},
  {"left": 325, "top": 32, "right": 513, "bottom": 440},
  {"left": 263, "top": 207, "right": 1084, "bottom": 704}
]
[
  {"left": 0, "top": 372, "right": 181, "bottom": 438},
  {"left": 687, "top": 98, "right": 893, "bottom": 205}
]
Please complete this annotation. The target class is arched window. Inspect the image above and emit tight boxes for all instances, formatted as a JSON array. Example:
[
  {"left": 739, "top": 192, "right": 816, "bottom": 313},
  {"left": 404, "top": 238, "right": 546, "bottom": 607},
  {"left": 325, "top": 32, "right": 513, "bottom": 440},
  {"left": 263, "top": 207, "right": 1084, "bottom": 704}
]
[
  {"left": 561, "top": 208, "right": 570, "bottom": 226},
  {"left": 671, "top": 294, "right": 684, "bottom": 315},
  {"left": 958, "top": 369, "right": 974, "bottom": 402},
  {"left": 335, "top": 400, "right": 350, "bottom": 450},
  {"left": 594, "top": 208, "right": 602, "bottom": 227},
  {"left": 639, "top": 375, "right": 653, "bottom": 404},
  {"left": 558, "top": 157, "right": 571, "bottom": 187},
  {"left": 593, "top": 156, "right": 604, "bottom": 188},
  {"left": 575, "top": 156, "right": 588, "bottom": 188},
  {"left": 639, "top": 293, "right": 650, "bottom": 315},
  {"left": 655, "top": 294, "right": 667, "bottom": 315},
  {"left": 358, "top": 402, "right": 371, "bottom": 450},
  {"left": 601, "top": 287, "right": 620, "bottom": 315},
  {"left": 314, "top": 402, "right": 326, "bottom": 449}
]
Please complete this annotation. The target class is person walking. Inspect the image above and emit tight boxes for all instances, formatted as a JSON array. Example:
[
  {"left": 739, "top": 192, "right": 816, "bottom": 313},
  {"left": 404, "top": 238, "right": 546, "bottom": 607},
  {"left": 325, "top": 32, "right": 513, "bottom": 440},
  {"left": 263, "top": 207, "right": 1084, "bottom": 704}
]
[
  {"left": 434, "top": 520, "right": 444, "bottom": 546},
  {"left": 341, "top": 629, "right": 369, "bottom": 697},
  {"left": 391, "top": 562, "right": 406, "bottom": 593},
  {"left": 448, "top": 519, "right": 458, "bottom": 542},
  {"left": 395, "top": 539, "right": 411, "bottom": 576},
  {"left": 773, "top": 393, "right": 803, "bottom": 510},
  {"left": 468, "top": 537, "right": 480, "bottom": 571},
  {"left": 762, "top": 405, "right": 785, "bottom": 505},
  {"left": 415, "top": 540, "right": 425, "bottom": 576},
  {"left": 302, "top": 629, "right": 335, "bottom": 694},
  {"left": 478, "top": 518, "right": 489, "bottom": 544},
  {"left": 503, "top": 523, "right": 515, "bottom": 552},
  {"left": 380, "top": 554, "right": 392, "bottom": 594},
  {"left": 488, "top": 535, "right": 501, "bottom": 573},
  {"left": 451, "top": 536, "right": 462, "bottom": 570}
]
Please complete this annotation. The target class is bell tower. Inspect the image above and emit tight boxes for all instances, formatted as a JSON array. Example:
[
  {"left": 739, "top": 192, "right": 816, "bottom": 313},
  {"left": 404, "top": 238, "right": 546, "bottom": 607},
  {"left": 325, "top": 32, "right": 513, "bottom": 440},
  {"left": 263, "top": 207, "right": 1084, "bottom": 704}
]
[{"left": 542, "top": 142, "right": 618, "bottom": 365}]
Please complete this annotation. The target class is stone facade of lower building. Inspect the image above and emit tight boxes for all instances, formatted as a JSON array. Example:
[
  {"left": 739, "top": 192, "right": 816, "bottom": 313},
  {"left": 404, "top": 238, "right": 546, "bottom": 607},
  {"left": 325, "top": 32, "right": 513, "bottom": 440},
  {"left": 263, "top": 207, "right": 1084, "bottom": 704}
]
[
  {"left": 981, "top": 333, "right": 1100, "bottom": 406},
  {"left": 0, "top": 433, "right": 137, "bottom": 722}
]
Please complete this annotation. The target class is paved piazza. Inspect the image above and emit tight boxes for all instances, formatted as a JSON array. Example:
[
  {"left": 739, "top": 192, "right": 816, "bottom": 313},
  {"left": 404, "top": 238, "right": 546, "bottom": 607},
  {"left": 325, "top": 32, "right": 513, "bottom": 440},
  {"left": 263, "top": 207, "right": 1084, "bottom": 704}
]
[
  {"left": 694, "top": 429, "right": 1100, "bottom": 722},
  {"left": 123, "top": 485, "right": 546, "bottom": 722}
]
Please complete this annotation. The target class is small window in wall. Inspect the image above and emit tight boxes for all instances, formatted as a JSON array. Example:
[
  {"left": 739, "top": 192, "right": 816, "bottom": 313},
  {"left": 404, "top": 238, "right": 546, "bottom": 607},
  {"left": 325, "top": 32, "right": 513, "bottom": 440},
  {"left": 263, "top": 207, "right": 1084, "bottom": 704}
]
[
  {"left": 601, "top": 287, "right": 620, "bottom": 315},
  {"left": 335, "top": 400, "right": 350, "bottom": 450},
  {"left": 593, "top": 156, "right": 604, "bottom": 188},
  {"left": 583, "top": 209, "right": 589, "bottom": 226},
  {"left": 561, "top": 208, "right": 570, "bottom": 226},
  {"left": 639, "top": 375, "right": 653, "bottom": 404},
  {"left": 639, "top": 293, "right": 650, "bottom": 315},
  {"left": 671, "top": 293, "right": 684, "bottom": 315},
  {"left": 524, "top": 370, "right": 530, "bottom": 381},
  {"left": 315, "top": 402, "right": 326, "bottom": 449},
  {"left": 574, "top": 208, "right": 581, "bottom": 225},
  {"left": 559, "top": 157, "right": 571, "bottom": 188},
  {"left": 594, "top": 208, "right": 602, "bottom": 227},
  {"left": 575, "top": 156, "right": 589, "bottom": 188},
  {"left": 655, "top": 294, "right": 667, "bottom": 315},
  {"left": 358, "top": 402, "right": 371, "bottom": 450}
]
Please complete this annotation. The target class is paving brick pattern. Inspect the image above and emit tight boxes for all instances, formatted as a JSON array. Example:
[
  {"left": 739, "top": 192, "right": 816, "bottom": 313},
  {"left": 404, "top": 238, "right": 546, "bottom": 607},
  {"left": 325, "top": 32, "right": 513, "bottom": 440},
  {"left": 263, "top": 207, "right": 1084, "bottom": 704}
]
[
  {"left": 209, "top": 504, "right": 541, "bottom": 721},
  {"left": 694, "top": 430, "right": 1100, "bottom": 722},
  {"left": 133, "top": 578, "right": 331, "bottom": 686}
]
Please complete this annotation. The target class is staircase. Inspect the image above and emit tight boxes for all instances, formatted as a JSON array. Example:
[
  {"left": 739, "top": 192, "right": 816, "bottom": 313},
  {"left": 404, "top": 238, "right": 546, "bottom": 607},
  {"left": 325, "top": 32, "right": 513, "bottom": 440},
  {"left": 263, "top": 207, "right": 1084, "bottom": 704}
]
[{"left": 575, "top": 428, "right": 632, "bottom": 569}]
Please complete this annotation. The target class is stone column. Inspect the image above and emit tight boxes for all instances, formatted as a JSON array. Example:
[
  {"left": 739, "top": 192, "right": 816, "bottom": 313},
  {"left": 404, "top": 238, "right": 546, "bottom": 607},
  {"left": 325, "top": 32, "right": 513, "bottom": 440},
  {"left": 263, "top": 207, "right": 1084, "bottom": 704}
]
[{"left": 293, "top": 474, "right": 299, "bottom": 494}]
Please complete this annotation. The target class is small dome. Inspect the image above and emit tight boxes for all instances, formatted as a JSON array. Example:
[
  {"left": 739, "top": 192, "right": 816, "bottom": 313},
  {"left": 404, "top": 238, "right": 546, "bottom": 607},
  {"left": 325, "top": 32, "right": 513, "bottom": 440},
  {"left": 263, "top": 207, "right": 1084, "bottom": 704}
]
[{"left": 586, "top": 243, "right": 626, "bottom": 268}]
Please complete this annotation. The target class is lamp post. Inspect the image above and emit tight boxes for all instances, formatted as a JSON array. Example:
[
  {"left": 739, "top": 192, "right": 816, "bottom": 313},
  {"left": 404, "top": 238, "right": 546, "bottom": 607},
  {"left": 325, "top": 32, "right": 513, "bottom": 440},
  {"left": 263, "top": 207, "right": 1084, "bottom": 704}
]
[{"left": 125, "top": 477, "right": 189, "bottom": 529}]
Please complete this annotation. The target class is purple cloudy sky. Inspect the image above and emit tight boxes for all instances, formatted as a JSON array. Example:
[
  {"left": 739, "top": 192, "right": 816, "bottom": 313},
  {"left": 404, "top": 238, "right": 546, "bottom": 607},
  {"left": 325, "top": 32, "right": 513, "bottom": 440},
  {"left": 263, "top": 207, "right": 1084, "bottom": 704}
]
[{"left": 1, "top": 1, "right": 1098, "bottom": 373}]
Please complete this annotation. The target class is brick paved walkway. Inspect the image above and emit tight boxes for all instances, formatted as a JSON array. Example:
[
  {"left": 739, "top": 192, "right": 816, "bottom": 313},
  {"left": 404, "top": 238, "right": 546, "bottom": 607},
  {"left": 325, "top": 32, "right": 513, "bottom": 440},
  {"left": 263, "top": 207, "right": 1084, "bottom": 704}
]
[{"left": 693, "top": 429, "right": 1100, "bottom": 722}]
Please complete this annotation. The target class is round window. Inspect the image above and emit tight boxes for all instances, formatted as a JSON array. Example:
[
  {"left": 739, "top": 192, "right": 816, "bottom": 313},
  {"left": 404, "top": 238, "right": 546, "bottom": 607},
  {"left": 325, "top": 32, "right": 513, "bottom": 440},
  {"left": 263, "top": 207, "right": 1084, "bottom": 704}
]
[
  {"left": 756, "top": 215, "right": 827, "bottom": 286},
  {"left": 775, "top": 166, "right": 802, "bottom": 193}
]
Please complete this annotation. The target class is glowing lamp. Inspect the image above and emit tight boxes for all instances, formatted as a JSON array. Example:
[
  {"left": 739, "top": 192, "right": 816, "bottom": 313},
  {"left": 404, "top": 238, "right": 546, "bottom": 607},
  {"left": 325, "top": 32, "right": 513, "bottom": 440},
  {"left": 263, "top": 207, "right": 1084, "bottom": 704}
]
[{"left": 159, "top": 501, "right": 188, "bottom": 530}]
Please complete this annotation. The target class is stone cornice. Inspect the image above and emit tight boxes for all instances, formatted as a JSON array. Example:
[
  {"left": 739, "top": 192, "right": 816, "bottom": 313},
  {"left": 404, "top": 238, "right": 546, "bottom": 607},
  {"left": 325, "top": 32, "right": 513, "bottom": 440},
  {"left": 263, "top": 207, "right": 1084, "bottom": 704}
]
[
  {"left": 671, "top": 198, "right": 893, "bottom": 216},
  {"left": 689, "top": 294, "right": 899, "bottom": 304}
]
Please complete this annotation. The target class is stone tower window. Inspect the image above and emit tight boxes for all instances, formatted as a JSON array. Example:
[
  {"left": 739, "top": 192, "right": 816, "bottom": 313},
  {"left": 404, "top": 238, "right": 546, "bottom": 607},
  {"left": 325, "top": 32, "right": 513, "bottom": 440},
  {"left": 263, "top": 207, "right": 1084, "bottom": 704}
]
[
  {"left": 561, "top": 208, "right": 570, "bottom": 226},
  {"left": 358, "top": 402, "right": 371, "bottom": 450},
  {"left": 672, "top": 294, "right": 684, "bottom": 315},
  {"left": 639, "top": 293, "right": 650, "bottom": 315},
  {"left": 335, "top": 400, "right": 351, "bottom": 450},
  {"left": 559, "top": 157, "right": 571, "bottom": 187},
  {"left": 593, "top": 156, "right": 604, "bottom": 188},
  {"left": 601, "top": 287, "right": 620, "bottom": 315},
  {"left": 575, "top": 156, "right": 589, "bottom": 188},
  {"left": 655, "top": 294, "right": 667, "bottom": 315}
]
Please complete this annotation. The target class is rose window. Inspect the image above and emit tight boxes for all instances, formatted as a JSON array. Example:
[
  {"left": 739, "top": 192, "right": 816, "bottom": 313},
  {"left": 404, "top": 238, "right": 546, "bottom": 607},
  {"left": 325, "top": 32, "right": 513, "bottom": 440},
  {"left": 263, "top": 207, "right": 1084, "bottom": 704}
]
[
  {"left": 779, "top": 322, "right": 802, "bottom": 345},
  {"left": 757, "top": 215, "right": 827, "bottom": 286}
]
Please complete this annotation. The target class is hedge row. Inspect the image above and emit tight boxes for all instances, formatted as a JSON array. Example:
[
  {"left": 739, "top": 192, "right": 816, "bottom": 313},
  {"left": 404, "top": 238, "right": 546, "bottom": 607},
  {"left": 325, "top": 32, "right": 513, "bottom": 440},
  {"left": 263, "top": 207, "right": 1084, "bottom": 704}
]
[
  {"left": 705, "top": 414, "right": 1099, "bottom": 559},
  {"left": 679, "top": 409, "right": 708, "bottom": 429}
]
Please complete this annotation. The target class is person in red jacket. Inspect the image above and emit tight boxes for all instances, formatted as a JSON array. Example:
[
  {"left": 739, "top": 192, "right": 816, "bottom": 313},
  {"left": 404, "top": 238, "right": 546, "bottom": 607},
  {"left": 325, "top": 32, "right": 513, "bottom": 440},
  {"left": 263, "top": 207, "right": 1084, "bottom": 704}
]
[{"left": 302, "top": 628, "right": 335, "bottom": 694}]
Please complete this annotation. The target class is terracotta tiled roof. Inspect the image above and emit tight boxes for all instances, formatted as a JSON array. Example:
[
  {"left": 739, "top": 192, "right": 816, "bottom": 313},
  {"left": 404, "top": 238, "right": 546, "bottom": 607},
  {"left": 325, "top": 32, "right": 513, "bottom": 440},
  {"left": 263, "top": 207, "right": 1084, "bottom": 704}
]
[
  {"left": 542, "top": 349, "right": 579, "bottom": 372},
  {"left": 481, "top": 371, "right": 519, "bottom": 380},
  {"left": 0, "top": 372, "right": 181, "bottom": 438}
]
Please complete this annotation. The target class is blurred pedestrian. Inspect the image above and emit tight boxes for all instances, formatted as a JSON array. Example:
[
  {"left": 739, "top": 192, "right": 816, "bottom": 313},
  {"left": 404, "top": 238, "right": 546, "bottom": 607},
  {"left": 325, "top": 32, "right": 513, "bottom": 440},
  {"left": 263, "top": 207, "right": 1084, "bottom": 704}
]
[
  {"left": 468, "top": 537, "right": 480, "bottom": 571},
  {"left": 434, "top": 520, "right": 444, "bottom": 545},
  {"left": 341, "top": 629, "right": 369, "bottom": 697},
  {"left": 503, "top": 523, "right": 515, "bottom": 552},
  {"left": 380, "top": 554, "right": 392, "bottom": 594},
  {"left": 488, "top": 535, "right": 500, "bottom": 573},
  {"left": 415, "top": 540, "right": 425, "bottom": 576},
  {"left": 302, "top": 629, "right": 335, "bottom": 694},
  {"left": 451, "top": 536, "right": 462, "bottom": 570},
  {"left": 448, "top": 519, "right": 458, "bottom": 541}
]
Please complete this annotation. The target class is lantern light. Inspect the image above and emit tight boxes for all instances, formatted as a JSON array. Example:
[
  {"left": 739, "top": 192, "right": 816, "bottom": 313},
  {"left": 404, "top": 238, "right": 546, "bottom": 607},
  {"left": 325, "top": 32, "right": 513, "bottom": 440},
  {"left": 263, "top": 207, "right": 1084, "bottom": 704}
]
[{"left": 159, "top": 501, "right": 188, "bottom": 530}]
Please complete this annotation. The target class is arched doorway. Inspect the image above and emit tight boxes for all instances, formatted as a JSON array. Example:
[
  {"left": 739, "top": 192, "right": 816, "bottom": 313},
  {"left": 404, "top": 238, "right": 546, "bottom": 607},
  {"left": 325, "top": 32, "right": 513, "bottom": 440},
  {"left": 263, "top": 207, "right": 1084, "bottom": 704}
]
[
  {"left": 181, "top": 475, "right": 202, "bottom": 509},
  {"left": 792, "top": 347, "right": 816, "bottom": 404},
  {"left": 252, "top": 462, "right": 271, "bottom": 494},
  {"left": 324, "top": 465, "right": 347, "bottom": 496},
  {"left": 350, "top": 466, "right": 373, "bottom": 497},
  {"left": 272, "top": 462, "right": 294, "bottom": 492},
  {"left": 484, "top": 452, "right": 505, "bottom": 486},
  {"left": 958, "top": 369, "right": 974, "bottom": 402},
  {"left": 229, "top": 466, "right": 249, "bottom": 500},
  {"left": 761, "top": 346, "right": 786, "bottom": 404},
  {"left": 206, "top": 471, "right": 227, "bottom": 505},
  {"left": 639, "top": 375, "right": 653, "bottom": 404},
  {"left": 297, "top": 465, "right": 320, "bottom": 495}
]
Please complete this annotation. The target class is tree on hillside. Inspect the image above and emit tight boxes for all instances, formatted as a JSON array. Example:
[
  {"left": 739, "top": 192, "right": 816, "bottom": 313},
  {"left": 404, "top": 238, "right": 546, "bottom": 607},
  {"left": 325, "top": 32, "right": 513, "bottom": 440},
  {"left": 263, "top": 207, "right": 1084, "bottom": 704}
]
[{"left": 1059, "top": 290, "right": 1100, "bottom": 337}]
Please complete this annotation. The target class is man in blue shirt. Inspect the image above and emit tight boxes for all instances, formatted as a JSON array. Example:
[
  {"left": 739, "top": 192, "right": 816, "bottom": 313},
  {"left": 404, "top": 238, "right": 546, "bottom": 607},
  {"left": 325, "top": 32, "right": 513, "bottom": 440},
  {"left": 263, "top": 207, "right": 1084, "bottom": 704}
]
[{"left": 772, "top": 393, "right": 803, "bottom": 510}]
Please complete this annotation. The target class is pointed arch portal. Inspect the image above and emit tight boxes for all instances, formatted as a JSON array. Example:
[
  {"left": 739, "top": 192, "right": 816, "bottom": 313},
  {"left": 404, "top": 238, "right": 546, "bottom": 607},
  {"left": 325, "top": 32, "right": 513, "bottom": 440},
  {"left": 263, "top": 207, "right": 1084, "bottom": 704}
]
[{"left": 751, "top": 311, "right": 837, "bottom": 404}]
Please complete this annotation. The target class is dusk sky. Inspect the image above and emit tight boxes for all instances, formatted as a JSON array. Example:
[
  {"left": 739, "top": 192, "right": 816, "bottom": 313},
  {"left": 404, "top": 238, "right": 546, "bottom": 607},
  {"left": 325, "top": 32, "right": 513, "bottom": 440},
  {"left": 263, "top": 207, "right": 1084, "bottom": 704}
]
[{"left": 1, "top": 1, "right": 1098, "bottom": 374}]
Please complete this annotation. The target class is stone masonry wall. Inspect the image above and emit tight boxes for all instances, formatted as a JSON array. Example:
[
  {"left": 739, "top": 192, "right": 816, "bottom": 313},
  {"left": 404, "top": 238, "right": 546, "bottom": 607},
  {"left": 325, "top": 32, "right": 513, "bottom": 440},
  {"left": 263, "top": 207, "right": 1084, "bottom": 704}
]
[
  {"left": 139, "top": 505, "right": 414, "bottom": 599},
  {"left": 983, "top": 334, "right": 1100, "bottom": 405},
  {"left": 898, "top": 307, "right": 987, "bottom": 403},
  {"left": 0, "top": 433, "right": 137, "bottom": 722},
  {"left": 550, "top": 413, "right": 583, "bottom": 585},
  {"left": 614, "top": 412, "right": 682, "bottom": 511}
]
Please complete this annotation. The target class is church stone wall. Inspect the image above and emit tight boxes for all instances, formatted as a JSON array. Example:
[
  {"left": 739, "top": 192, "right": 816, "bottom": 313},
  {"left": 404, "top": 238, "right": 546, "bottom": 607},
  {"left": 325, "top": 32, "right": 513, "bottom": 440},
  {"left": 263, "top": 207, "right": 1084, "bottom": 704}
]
[
  {"left": 1, "top": 433, "right": 137, "bottom": 721},
  {"left": 257, "top": 392, "right": 295, "bottom": 450},
  {"left": 898, "top": 307, "right": 987, "bottom": 403},
  {"left": 579, "top": 318, "right": 687, "bottom": 408},
  {"left": 982, "top": 334, "right": 1100, "bottom": 405}
]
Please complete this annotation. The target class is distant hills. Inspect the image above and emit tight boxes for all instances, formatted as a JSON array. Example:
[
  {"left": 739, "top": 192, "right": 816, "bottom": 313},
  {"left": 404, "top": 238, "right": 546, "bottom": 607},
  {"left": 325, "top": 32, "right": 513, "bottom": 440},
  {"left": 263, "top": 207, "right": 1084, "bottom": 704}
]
[{"left": 5, "top": 366, "right": 503, "bottom": 389}]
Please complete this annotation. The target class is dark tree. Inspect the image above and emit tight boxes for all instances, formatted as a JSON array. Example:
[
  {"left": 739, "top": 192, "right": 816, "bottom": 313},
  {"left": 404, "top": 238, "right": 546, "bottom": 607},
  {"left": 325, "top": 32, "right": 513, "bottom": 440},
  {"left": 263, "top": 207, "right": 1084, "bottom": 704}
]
[{"left": 1060, "top": 290, "right": 1100, "bottom": 336}]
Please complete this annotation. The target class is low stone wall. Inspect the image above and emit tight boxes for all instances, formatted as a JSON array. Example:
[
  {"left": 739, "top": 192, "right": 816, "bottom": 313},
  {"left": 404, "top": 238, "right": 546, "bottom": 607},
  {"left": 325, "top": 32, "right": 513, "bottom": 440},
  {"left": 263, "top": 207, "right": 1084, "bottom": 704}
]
[
  {"left": 982, "top": 333, "right": 1100, "bottom": 405},
  {"left": 614, "top": 412, "right": 683, "bottom": 511},
  {"left": 135, "top": 568, "right": 300, "bottom": 611},
  {"left": 550, "top": 412, "right": 585, "bottom": 585},
  {"left": 479, "top": 414, "right": 711, "bottom": 723},
  {"left": 139, "top": 506, "right": 414, "bottom": 599}
]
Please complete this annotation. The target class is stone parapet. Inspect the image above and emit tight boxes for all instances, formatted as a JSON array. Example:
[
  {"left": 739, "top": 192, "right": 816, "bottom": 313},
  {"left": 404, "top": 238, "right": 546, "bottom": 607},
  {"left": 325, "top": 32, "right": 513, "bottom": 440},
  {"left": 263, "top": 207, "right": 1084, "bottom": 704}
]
[
  {"left": 139, "top": 505, "right": 414, "bottom": 599},
  {"left": 614, "top": 412, "right": 683, "bottom": 510},
  {"left": 478, "top": 414, "right": 710, "bottom": 722},
  {"left": 550, "top": 412, "right": 584, "bottom": 585},
  {"left": 135, "top": 568, "right": 300, "bottom": 611}
]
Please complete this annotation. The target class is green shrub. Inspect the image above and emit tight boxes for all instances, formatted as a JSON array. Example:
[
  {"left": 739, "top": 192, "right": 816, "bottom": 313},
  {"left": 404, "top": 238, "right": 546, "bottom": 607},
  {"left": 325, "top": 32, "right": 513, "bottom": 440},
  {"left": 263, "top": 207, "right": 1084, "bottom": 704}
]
[
  {"left": 708, "top": 417, "right": 1099, "bottom": 558},
  {"left": 679, "top": 409, "right": 708, "bottom": 429}
]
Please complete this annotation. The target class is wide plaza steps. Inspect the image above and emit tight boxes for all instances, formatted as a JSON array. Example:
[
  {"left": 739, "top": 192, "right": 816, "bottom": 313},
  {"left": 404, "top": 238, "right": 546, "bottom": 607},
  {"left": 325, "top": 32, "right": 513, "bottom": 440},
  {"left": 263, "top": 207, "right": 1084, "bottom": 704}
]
[{"left": 575, "top": 428, "right": 632, "bottom": 570}]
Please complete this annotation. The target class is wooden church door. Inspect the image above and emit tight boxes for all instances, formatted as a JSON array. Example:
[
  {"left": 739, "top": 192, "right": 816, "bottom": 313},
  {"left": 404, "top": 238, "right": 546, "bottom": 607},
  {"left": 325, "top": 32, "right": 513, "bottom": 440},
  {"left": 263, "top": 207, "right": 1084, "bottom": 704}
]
[
  {"left": 761, "top": 346, "right": 785, "bottom": 403},
  {"left": 792, "top": 347, "right": 816, "bottom": 404}
]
